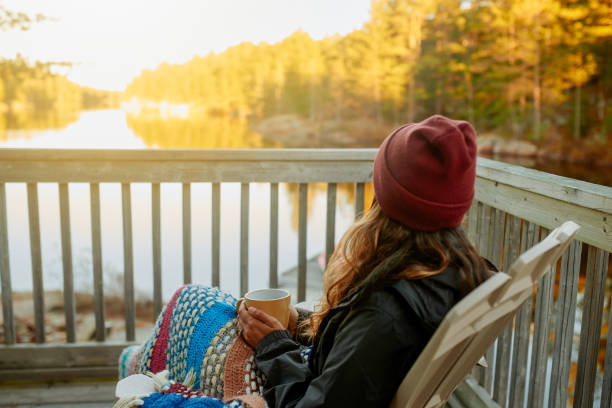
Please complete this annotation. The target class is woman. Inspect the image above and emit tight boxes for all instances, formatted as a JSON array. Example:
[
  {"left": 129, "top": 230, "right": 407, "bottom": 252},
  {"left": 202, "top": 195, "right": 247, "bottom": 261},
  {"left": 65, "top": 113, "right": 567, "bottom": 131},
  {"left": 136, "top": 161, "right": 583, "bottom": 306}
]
[{"left": 237, "top": 114, "right": 493, "bottom": 407}]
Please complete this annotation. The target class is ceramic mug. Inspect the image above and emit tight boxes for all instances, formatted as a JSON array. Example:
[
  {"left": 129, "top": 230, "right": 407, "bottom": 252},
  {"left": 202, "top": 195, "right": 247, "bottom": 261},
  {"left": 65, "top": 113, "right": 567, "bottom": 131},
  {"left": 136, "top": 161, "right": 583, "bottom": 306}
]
[{"left": 236, "top": 288, "right": 291, "bottom": 328}]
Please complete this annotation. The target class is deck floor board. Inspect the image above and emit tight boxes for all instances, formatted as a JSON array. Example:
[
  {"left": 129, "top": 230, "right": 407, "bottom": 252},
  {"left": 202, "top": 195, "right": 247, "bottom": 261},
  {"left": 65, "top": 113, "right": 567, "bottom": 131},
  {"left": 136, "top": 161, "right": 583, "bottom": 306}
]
[{"left": 0, "top": 381, "right": 115, "bottom": 407}]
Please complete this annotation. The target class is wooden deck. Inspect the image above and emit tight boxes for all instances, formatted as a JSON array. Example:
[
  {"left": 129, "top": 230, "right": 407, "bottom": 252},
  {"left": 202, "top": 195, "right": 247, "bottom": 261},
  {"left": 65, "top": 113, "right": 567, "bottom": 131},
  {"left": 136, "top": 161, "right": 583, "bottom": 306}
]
[
  {"left": 0, "top": 380, "right": 115, "bottom": 407},
  {"left": 0, "top": 149, "right": 610, "bottom": 407},
  {"left": 0, "top": 377, "right": 498, "bottom": 408}
]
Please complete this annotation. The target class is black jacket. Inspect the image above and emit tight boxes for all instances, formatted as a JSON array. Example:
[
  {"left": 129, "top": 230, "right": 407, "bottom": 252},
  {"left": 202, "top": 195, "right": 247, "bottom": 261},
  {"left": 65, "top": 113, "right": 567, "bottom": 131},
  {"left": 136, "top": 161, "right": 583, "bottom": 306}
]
[{"left": 254, "top": 266, "right": 468, "bottom": 407}]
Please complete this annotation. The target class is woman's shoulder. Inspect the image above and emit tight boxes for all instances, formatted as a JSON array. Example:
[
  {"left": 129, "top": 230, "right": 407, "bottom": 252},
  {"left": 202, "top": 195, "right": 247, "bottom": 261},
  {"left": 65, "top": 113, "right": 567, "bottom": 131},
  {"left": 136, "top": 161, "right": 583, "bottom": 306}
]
[{"left": 363, "top": 266, "right": 465, "bottom": 329}]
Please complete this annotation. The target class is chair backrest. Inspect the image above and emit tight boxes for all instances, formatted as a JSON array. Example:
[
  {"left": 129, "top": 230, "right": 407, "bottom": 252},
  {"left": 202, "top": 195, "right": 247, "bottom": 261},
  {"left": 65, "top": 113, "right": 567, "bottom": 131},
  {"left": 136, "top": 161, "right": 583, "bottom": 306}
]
[{"left": 390, "top": 221, "right": 580, "bottom": 408}]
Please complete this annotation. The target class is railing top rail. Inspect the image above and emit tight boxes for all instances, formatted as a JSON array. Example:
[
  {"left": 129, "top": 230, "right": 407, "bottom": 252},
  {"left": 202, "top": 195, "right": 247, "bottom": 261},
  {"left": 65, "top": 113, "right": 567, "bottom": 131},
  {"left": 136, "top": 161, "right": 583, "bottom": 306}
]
[
  {"left": 0, "top": 148, "right": 609, "bottom": 249},
  {"left": 477, "top": 157, "right": 612, "bottom": 213},
  {"left": 0, "top": 148, "right": 378, "bottom": 162},
  {"left": 1, "top": 148, "right": 609, "bottom": 207}
]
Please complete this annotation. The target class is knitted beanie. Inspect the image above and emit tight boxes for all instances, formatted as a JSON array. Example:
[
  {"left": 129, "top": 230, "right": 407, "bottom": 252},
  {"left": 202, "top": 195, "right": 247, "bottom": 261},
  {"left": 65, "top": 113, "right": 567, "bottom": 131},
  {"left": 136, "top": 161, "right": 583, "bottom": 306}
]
[{"left": 373, "top": 114, "right": 477, "bottom": 231}]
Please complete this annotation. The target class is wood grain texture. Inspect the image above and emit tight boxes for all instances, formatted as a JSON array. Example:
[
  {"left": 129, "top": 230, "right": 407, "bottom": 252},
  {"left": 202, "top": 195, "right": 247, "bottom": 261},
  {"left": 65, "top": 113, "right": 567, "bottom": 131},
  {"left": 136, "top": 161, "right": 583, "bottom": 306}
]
[
  {"left": 269, "top": 183, "right": 279, "bottom": 288},
  {"left": 211, "top": 183, "right": 220, "bottom": 288},
  {"left": 182, "top": 183, "right": 192, "bottom": 284},
  {"left": 508, "top": 221, "right": 537, "bottom": 407},
  {"left": 325, "top": 183, "right": 337, "bottom": 268},
  {"left": 151, "top": 183, "right": 162, "bottom": 318},
  {"left": 492, "top": 215, "right": 520, "bottom": 406},
  {"left": 298, "top": 183, "right": 308, "bottom": 302},
  {"left": 601, "top": 280, "right": 612, "bottom": 408},
  {"left": 476, "top": 176, "right": 610, "bottom": 252},
  {"left": 59, "top": 183, "right": 76, "bottom": 343},
  {"left": 89, "top": 183, "right": 105, "bottom": 342},
  {"left": 573, "top": 246, "right": 609, "bottom": 408},
  {"left": 527, "top": 228, "right": 554, "bottom": 408},
  {"left": 121, "top": 183, "right": 135, "bottom": 342},
  {"left": 240, "top": 183, "right": 249, "bottom": 295},
  {"left": 548, "top": 240, "right": 582, "bottom": 408},
  {"left": 0, "top": 183, "right": 14, "bottom": 345},
  {"left": 355, "top": 182, "right": 365, "bottom": 220},
  {"left": 0, "top": 342, "right": 133, "bottom": 381},
  {"left": 27, "top": 183, "right": 45, "bottom": 343}
]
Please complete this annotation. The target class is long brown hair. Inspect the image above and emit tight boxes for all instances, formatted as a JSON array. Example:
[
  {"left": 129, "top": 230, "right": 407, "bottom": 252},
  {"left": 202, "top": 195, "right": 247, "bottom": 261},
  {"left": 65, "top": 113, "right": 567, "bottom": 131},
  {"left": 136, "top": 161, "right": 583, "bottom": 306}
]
[{"left": 305, "top": 201, "right": 491, "bottom": 338}]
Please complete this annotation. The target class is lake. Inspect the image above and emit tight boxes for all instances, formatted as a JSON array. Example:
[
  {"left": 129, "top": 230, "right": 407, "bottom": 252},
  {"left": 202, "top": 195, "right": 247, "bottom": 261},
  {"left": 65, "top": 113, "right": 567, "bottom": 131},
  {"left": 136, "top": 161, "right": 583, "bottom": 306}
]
[{"left": 0, "top": 109, "right": 362, "bottom": 301}]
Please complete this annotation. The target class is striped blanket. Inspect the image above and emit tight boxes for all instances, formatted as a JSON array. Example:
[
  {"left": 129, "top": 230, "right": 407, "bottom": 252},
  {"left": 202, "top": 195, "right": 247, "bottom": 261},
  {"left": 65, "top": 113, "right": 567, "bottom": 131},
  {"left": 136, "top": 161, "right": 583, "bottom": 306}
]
[{"left": 118, "top": 285, "right": 267, "bottom": 408}]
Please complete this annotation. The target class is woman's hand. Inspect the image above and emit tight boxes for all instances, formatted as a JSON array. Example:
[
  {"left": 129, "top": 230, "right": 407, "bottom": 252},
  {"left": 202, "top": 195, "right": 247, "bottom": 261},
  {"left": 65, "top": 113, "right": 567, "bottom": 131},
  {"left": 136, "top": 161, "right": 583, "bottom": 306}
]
[{"left": 237, "top": 301, "right": 285, "bottom": 348}]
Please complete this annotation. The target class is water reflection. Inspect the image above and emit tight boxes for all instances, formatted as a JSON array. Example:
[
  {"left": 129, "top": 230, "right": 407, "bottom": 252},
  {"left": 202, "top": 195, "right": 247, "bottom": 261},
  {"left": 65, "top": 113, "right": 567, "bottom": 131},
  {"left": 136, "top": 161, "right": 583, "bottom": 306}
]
[
  {"left": 0, "top": 111, "right": 80, "bottom": 141},
  {"left": 126, "top": 111, "right": 264, "bottom": 149}
]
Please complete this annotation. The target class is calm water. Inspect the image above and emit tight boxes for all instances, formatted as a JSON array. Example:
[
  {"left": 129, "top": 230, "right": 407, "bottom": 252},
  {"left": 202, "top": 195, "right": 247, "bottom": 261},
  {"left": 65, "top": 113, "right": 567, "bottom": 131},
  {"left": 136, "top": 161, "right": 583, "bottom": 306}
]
[{"left": 0, "top": 109, "right": 363, "bottom": 300}]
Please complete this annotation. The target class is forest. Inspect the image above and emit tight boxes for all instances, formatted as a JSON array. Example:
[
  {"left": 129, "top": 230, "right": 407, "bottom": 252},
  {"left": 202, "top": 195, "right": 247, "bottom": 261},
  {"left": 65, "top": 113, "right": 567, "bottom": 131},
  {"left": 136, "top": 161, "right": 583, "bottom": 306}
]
[
  {"left": 0, "top": 4, "right": 118, "bottom": 129},
  {"left": 125, "top": 0, "right": 611, "bottom": 149},
  {"left": 0, "top": 55, "right": 120, "bottom": 129},
  {"left": 1, "top": 0, "right": 610, "bottom": 152}
]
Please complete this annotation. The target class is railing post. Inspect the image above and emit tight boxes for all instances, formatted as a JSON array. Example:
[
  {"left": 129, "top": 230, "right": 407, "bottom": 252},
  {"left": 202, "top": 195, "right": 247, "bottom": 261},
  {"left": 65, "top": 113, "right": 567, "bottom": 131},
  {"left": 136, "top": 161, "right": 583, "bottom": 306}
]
[
  {"left": 90, "top": 183, "right": 105, "bottom": 341},
  {"left": 269, "top": 183, "right": 279, "bottom": 288},
  {"left": 355, "top": 182, "right": 364, "bottom": 220},
  {"left": 298, "top": 183, "right": 308, "bottom": 302},
  {"left": 211, "top": 183, "right": 220, "bottom": 288},
  {"left": 240, "top": 183, "right": 249, "bottom": 295},
  {"left": 549, "top": 240, "right": 582, "bottom": 408},
  {"left": 59, "top": 183, "right": 76, "bottom": 343},
  {"left": 528, "top": 228, "right": 554, "bottom": 408},
  {"left": 182, "top": 183, "right": 192, "bottom": 284},
  {"left": 0, "top": 182, "right": 15, "bottom": 345},
  {"left": 151, "top": 183, "right": 162, "bottom": 318},
  {"left": 27, "top": 183, "right": 45, "bottom": 343},
  {"left": 508, "top": 220, "right": 538, "bottom": 407},
  {"left": 325, "top": 183, "right": 337, "bottom": 268},
  {"left": 121, "top": 183, "right": 135, "bottom": 342},
  {"left": 573, "top": 246, "right": 609, "bottom": 407},
  {"left": 493, "top": 214, "right": 520, "bottom": 406}
]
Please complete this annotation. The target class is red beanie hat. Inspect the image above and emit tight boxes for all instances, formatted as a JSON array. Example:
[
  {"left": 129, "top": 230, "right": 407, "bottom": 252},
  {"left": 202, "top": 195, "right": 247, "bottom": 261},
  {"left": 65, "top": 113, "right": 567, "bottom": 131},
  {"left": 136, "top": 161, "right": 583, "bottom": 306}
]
[{"left": 373, "top": 114, "right": 477, "bottom": 231}]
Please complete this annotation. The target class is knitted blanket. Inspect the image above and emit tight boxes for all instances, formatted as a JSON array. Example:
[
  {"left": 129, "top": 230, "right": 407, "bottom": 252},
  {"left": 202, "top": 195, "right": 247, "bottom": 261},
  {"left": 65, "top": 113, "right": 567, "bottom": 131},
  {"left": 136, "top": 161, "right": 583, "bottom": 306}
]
[{"left": 118, "top": 285, "right": 267, "bottom": 408}]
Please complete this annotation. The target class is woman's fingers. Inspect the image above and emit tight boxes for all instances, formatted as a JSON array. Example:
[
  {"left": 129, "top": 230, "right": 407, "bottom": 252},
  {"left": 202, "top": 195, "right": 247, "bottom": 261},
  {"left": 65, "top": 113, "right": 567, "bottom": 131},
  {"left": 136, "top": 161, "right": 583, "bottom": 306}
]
[
  {"left": 236, "top": 303, "right": 285, "bottom": 348},
  {"left": 248, "top": 307, "right": 284, "bottom": 330}
]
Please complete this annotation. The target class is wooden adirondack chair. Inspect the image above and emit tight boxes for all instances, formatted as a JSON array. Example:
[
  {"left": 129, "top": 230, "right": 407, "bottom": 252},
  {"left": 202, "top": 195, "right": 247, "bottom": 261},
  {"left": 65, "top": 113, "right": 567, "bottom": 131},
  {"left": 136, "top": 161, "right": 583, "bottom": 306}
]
[{"left": 390, "top": 220, "right": 580, "bottom": 408}]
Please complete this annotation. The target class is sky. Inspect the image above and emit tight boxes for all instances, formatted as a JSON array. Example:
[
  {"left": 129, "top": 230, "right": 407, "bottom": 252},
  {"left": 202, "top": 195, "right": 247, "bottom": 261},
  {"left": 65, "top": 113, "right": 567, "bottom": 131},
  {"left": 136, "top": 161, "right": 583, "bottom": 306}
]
[{"left": 1, "top": 0, "right": 372, "bottom": 91}]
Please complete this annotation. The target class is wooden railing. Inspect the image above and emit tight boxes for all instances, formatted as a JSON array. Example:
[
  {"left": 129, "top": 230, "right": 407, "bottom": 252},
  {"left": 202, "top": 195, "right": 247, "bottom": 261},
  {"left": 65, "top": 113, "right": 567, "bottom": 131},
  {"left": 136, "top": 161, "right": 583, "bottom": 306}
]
[{"left": 0, "top": 148, "right": 610, "bottom": 408}]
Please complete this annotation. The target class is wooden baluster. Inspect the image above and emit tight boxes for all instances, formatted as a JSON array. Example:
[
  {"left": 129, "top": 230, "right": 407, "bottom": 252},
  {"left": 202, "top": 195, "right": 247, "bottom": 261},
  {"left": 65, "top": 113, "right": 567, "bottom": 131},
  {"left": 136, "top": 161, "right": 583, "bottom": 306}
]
[
  {"left": 508, "top": 220, "right": 537, "bottom": 407},
  {"left": 601, "top": 270, "right": 612, "bottom": 408},
  {"left": 151, "top": 183, "right": 162, "bottom": 318},
  {"left": 325, "top": 183, "right": 337, "bottom": 268},
  {"left": 298, "top": 183, "right": 308, "bottom": 302},
  {"left": 573, "top": 247, "right": 609, "bottom": 407},
  {"left": 211, "top": 183, "right": 220, "bottom": 288},
  {"left": 0, "top": 182, "right": 15, "bottom": 345},
  {"left": 27, "top": 183, "right": 45, "bottom": 343},
  {"left": 90, "top": 183, "right": 105, "bottom": 341},
  {"left": 483, "top": 208, "right": 506, "bottom": 395},
  {"left": 466, "top": 201, "right": 480, "bottom": 246},
  {"left": 548, "top": 239, "right": 582, "bottom": 408},
  {"left": 59, "top": 183, "right": 77, "bottom": 343},
  {"left": 484, "top": 208, "right": 506, "bottom": 394},
  {"left": 121, "top": 183, "right": 135, "bottom": 342},
  {"left": 269, "top": 183, "right": 279, "bottom": 288},
  {"left": 240, "top": 183, "right": 249, "bottom": 295},
  {"left": 355, "top": 182, "right": 364, "bottom": 220},
  {"left": 493, "top": 214, "right": 520, "bottom": 406},
  {"left": 182, "top": 183, "right": 192, "bottom": 284},
  {"left": 477, "top": 204, "right": 491, "bottom": 255},
  {"left": 527, "top": 228, "right": 554, "bottom": 407},
  {"left": 472, "top": 203, "right": 490, "bottom": 385}
]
